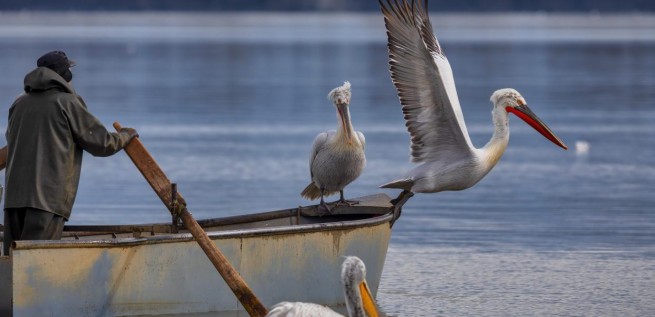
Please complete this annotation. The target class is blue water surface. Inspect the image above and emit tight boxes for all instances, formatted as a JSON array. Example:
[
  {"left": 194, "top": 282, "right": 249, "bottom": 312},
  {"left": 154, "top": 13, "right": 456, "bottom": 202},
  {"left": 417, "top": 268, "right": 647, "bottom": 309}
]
[{"left": 0, "top": 12, "right": 653, "bottom": 316}]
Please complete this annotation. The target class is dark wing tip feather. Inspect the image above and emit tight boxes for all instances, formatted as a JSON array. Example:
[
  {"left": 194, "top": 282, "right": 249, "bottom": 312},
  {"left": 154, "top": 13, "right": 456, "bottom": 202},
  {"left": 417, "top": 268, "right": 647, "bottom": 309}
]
[{"left": 379, "top": 0, "right": 443, "bottom": 58}]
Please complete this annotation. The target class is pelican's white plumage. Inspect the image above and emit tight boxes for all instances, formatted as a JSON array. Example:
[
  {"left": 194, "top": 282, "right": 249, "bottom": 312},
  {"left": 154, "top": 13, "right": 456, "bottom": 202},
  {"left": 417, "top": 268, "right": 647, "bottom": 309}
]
[
  {"left": 301, "top": 82, "right": 366, "bottom": 213},
  {"left": 378, "top": 0, "right": 567, "bottom": 212},
  {"left": 266, "top": 302, "right": 343, "bottom": 317},
  {"left": 265, "top": 256, "right": 379, "bottom": 317}
]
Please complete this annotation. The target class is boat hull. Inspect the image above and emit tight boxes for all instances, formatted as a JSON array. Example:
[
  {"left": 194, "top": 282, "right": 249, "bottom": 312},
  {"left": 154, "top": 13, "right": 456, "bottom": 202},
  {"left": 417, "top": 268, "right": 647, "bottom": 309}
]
[{"left": 1, "top": 194, "right": 393, "bottom": 316}]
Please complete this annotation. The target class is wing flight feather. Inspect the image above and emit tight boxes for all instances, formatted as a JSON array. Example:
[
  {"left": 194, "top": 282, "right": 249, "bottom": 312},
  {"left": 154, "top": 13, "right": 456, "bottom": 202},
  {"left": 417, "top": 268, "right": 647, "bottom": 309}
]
[{"left": 380, "top": 0, "right": 474, "bottom": 163}]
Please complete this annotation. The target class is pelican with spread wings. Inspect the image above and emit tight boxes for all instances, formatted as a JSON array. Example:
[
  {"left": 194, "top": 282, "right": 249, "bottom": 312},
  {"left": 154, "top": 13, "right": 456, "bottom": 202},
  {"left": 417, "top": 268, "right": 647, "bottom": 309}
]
[{"left": 379, "top": 0, "right": 568, "bottom": 218}]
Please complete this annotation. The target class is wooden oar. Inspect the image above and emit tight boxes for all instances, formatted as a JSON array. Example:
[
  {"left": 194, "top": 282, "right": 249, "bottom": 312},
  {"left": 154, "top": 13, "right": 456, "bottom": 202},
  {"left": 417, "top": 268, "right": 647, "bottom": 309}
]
[
  {"left": 113, "top": 122, "right": 268, "bottom": 317},
  {"left": 0, "top": 146, "right": 7, "bottom": 170}
]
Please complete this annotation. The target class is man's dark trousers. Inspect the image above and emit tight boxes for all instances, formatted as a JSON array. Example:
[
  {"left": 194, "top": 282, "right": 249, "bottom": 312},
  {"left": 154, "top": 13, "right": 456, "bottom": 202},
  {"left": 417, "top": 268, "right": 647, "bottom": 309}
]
[{"left": 3, "top": 207, "right": 64, "bottom": 255}]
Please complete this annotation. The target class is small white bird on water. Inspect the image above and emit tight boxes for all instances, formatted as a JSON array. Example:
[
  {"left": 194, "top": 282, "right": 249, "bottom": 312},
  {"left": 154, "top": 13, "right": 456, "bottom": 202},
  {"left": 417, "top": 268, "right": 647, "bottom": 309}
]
[
  {"left": 379, "top": 0, "right": 568, "bottom": 219},
  {"left": 265, "top": 256, "right": 379, "bottom": 317},
  {"left": 575, "top": 140, "right": 590, "bottom": 155},
  {"left": 301, "top": 82, "right": 366, "bottom": 215}
]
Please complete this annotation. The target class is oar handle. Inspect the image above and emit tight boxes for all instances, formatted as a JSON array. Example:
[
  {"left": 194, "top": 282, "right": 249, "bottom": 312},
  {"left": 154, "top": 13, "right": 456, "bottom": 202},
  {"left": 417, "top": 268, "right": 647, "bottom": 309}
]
[
  {"left": 0, "top": 146, "right": 7, "bottom": 171},
  {"left": 113, "top": 122, "right": 187, "bottom": 208},
  {"left": 113, "top": 121, "right": 268, "bottom": 317}
]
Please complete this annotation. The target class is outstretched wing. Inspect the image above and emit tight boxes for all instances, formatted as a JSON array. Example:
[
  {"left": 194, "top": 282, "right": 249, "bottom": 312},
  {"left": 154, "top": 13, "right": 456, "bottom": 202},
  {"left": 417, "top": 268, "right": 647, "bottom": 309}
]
[{"left": 380, "top": 0, "right": 474, "bottom": 163}]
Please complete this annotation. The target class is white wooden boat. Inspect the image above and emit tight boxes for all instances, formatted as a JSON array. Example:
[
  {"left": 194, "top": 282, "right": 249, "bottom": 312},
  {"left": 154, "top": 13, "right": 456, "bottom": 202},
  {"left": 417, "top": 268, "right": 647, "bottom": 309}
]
[{"left": 0, "top": 193, "right": 393, "bottom": 317}]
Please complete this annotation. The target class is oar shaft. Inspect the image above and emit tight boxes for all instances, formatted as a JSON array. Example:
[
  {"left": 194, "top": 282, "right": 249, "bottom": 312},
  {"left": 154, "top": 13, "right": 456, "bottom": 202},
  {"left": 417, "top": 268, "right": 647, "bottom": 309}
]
[
  {"left": 177, "top": 206, "right": 267, "bottom": 314},
  {"left": 113, "top": 122, "right": 268, "bottom": 317}
]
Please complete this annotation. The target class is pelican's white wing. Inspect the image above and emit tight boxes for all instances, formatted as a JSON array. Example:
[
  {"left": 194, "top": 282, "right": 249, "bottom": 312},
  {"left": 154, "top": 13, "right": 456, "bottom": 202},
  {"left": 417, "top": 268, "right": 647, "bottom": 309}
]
[
  {"left": 356, "top": 131, "right": 366, "bottom": 150},
  {"left": 309, "top": 131, "right": 332, "bottom": 178},
  {"left": 380, "top": 0, "right": 474, "bottom": 163},
  {"left": 266, "top": 301, "right": 343, "bottom": 317}
]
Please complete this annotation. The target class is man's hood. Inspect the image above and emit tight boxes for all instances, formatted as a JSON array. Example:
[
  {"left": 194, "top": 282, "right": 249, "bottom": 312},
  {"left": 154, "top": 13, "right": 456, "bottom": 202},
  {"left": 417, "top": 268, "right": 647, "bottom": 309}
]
[{"left": 24, "top": 67, "right": 74, "bottom": 94}]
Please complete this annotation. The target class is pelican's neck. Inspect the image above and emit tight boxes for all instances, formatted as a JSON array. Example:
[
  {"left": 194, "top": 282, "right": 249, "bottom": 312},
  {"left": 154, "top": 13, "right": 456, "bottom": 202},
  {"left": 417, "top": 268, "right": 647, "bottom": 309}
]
[
  {"left": 344, "top": 282, "right": 366, "bottom": 317},
  {"left": 481, "top": 106, "right": 510, "bottom": 167}
]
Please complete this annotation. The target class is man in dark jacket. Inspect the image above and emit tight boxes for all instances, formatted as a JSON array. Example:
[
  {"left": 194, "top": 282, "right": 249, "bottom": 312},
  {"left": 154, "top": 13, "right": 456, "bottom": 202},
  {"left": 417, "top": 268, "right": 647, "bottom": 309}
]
[{"left": 2, "top": 50, "right": 138, "bottom": 255}]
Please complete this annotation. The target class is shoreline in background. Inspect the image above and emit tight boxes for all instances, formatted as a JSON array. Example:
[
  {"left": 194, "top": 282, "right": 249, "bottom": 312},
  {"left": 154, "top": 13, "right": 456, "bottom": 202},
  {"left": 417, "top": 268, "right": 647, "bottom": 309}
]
[{"left": 0, "top": 12, "right": 654, "bottom": 42}]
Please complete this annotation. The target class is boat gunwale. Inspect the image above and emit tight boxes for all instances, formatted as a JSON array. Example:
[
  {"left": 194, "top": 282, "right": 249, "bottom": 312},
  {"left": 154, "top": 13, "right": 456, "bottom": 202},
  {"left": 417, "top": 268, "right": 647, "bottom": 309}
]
[{"left": 10, "top": 194, "right": 394, "bottom": 250}]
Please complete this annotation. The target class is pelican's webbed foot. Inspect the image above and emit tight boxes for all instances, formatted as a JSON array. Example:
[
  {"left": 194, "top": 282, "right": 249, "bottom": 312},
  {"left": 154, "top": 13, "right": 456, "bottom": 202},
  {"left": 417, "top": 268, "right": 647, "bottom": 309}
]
[
  {"left": 316, "top": 195, "right": 333, "bottom": 216},
  {"left": 336, "top": 199, "right": 359, "bottom": 207},
  {"left": 335, "top": 190, "right": 359, "bottom": 207}
]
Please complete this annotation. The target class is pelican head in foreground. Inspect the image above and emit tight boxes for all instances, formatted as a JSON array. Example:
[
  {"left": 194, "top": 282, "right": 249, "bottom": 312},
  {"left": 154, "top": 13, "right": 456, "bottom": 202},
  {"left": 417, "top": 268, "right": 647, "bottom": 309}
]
[
  {"left": 301, "top": 81, "right": 367, "bottom": 215},
  {"left": 378, "top": 0, "right": 568, "bottom": 219},
  {"left": 266, "top": 256, "right": 379, "bottom": 317}
]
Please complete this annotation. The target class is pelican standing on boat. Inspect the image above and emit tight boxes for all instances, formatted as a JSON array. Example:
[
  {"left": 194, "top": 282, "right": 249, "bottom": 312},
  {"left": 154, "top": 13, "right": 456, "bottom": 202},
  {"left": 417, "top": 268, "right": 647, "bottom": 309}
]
[
  {"left": 265, "top": 256, "right": 379, "bottom": 317},
  {"left": 378, "top": 0, "right": 568, "bottom": 218},
  {"left": 301, "top": 82, "right": 366, "bottom": 214}
]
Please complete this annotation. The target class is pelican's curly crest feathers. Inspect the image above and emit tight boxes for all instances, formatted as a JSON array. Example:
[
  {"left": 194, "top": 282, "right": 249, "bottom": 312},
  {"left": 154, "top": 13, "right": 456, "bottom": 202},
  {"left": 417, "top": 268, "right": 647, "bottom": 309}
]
[
  {"left": 490, "top": 88, "right": 522, "bottom": 105},
  {"left": 328, "top": 81, "right": 352, "bottom": 104}
]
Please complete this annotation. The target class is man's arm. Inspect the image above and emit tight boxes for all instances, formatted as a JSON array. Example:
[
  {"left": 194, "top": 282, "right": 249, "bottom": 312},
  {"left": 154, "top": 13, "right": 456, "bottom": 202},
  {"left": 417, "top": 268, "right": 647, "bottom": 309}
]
[{"left": 64, "top": 96, "right": 137, "bottom": 157}]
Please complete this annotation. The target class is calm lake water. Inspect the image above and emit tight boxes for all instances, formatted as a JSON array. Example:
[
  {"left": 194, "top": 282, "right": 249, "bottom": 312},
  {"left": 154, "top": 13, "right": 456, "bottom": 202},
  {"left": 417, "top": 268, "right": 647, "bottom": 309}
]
[{"left": 1, "top": 12, "right": 654, "bottom": 316}]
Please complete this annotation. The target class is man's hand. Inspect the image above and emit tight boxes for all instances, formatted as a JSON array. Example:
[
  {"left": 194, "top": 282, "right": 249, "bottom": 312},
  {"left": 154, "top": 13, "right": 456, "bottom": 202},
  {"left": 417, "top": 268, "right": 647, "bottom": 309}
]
[{"left": 120, "top": 127, "right": 139, "bottom": 139}]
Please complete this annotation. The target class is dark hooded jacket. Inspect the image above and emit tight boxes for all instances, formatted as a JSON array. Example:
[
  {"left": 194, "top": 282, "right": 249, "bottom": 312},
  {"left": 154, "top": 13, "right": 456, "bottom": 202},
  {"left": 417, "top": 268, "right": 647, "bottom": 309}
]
[{"left": 4, "top": 67, "right": 132, "bottom": 219}]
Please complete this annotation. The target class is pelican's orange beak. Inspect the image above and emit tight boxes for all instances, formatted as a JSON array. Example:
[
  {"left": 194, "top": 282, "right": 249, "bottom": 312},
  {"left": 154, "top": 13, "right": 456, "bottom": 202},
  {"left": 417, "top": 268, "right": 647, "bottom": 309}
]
[
  {"left": 359, "top": 280, "right": 379, "bottom": 317},
  {"left": 506, "top": 104, "right": 568, "bottom": 150}
]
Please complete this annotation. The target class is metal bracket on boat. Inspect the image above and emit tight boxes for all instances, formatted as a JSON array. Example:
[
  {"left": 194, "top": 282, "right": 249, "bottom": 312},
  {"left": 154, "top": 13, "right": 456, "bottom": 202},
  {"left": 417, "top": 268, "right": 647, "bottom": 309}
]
[
  {"left": 390, "top": 203, "right": 405, "bottom": 228},
  {"left": 390, "top": 190, "right": 414, "bottom": 227},
  {"left": 170, "top": 183, "right": 183, "bottom": 233}
]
